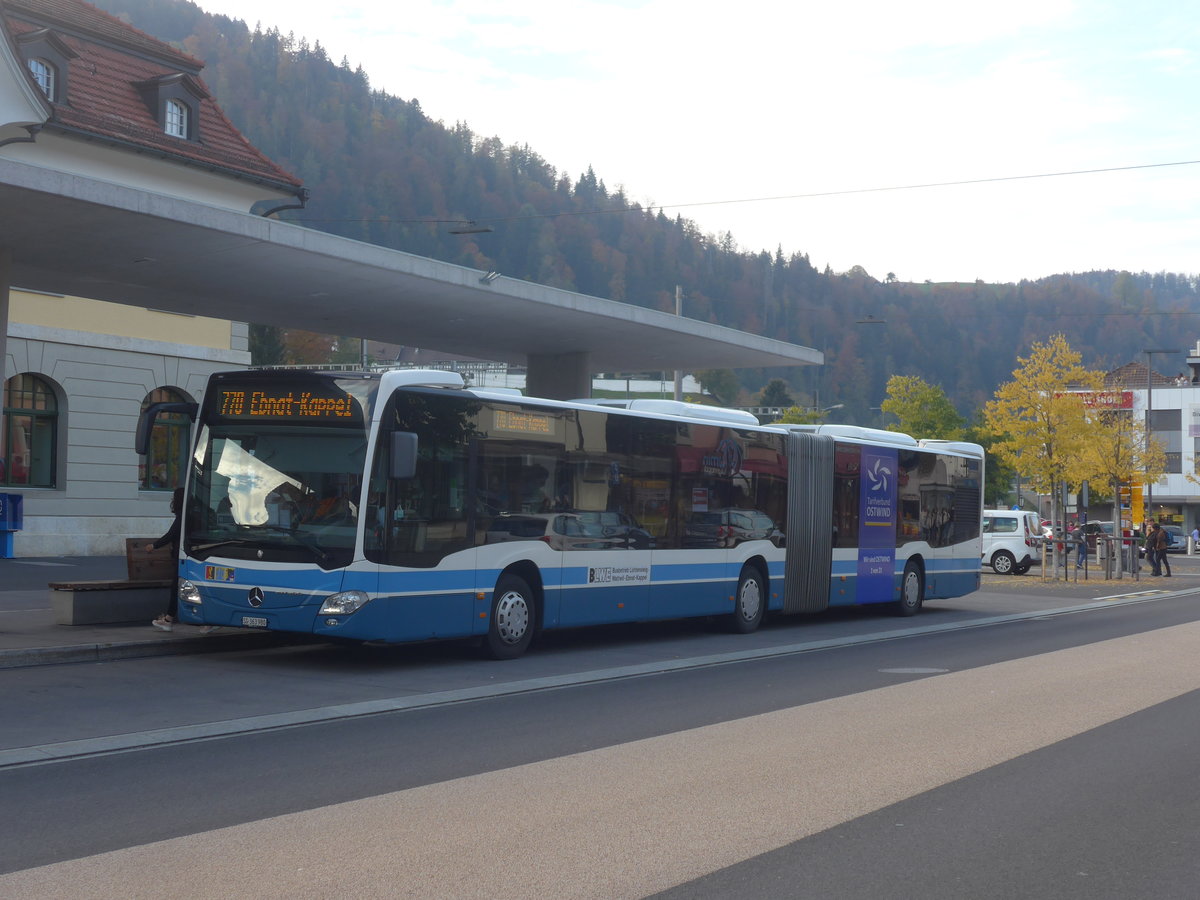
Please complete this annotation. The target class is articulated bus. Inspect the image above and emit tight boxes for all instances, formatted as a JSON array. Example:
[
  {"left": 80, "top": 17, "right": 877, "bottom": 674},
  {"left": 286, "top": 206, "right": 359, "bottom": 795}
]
[{"left": 139, "top": 368, "right": 984, "bottom": 658}]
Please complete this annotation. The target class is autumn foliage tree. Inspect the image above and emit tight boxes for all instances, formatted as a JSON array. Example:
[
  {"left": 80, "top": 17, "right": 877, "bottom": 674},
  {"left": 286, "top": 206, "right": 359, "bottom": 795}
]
[
  {"left": 983, "top": 336, "right": 1105, "bottom": 571},
  {"left": 1079, "top": 391, "right": 1166, "bottom": 503}
]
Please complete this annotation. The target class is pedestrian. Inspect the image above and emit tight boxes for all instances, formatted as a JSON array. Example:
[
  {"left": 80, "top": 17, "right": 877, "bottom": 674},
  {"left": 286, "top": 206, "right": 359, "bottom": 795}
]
[
  {"left": 1155, "top": 522, "right": 1173, "bottom": 578},
  {"left": 1191, "top": 525, "right": 1199, "bottom": 551},
  {"left": 149, "top": 487, "right": 184, "bottom": 631},
  {"left": 1073, "top": 523, "right": 1087, "bottom": 570},
  {"left": 1145, "top": 522, "right": 1162, "bottom": 577},
  {"left": 1056, "top": 525, "right": 1070, "bottom": 568}
]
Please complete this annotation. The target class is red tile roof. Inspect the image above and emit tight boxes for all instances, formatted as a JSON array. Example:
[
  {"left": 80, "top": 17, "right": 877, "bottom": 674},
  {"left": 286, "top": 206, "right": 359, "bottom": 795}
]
[
  {"left": 1105, "top": 362, "right": 1174, "bottom": 388},
  {"left": 3, "top": 0, "right": 304, "bottom": 198}
]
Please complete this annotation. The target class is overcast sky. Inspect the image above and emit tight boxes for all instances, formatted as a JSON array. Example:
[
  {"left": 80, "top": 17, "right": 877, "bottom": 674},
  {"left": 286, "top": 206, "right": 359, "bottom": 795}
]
[{"left": 199, "top": 0, "right": 1198, "bottom": 284}]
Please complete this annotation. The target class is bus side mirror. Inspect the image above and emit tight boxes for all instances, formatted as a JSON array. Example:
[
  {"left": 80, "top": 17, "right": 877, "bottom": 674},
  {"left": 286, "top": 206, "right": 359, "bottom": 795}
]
[{"left": 390, "top": 432, "right": 418, "bottom": 479}]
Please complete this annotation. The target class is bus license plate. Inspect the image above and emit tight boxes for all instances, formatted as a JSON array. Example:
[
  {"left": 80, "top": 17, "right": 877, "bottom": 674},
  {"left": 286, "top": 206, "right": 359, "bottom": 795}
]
[{"left": 241, "top": 616, "right": 268, "bottom": 628}]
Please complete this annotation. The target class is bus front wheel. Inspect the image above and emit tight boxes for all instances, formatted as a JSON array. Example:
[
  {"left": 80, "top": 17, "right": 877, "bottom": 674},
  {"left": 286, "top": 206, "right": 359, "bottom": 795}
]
[
  {"left": 894, "top": 560, "right": 924, "bottom": 617},
  {"left": 728, "top": 565, "right": 766, "bottom": 633},
  {"left": 484, "top": 574, "right": 535, "bottom": 660}
]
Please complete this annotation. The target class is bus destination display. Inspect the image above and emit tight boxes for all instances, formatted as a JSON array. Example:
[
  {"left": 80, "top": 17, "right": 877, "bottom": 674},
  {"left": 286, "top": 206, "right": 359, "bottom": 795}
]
[
  {"left": 217, "top": 388, "right": 358, "bottom": 421},
  {"left": 494, "top": 408, "right": 554, "bottom": 435}
]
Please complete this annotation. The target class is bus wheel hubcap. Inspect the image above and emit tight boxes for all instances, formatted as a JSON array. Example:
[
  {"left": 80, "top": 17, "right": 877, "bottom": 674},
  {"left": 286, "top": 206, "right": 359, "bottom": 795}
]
[
  {"left": 905, "top": 573, "right": 919, "bottom": 605},
  {"left": 496, "top": 591, "right": 529, "bottom": 643},
  {"left": 740, "top": 579, "right": 761, "bottom": 621}
]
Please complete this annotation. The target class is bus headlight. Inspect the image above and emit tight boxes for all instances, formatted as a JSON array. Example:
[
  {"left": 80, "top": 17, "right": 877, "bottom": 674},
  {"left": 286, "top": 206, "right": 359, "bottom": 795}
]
[
  {"left": 320, "top": 590, "right": 371, "bottom": 615},
  {"left": 179, "top": 580, "right": 201, "bottom": 605}
]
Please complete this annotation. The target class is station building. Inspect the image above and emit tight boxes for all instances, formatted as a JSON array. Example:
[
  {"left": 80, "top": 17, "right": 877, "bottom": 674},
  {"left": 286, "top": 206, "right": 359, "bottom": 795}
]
[{"left": 2, "top": 0, "right": 302, "bottom": 554}]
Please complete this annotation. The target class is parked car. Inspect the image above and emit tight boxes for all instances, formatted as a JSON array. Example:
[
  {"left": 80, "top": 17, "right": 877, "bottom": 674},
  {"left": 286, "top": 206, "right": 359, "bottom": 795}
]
[
  {"left": 575, "top": 511, "right": 655, "bottom": 549},
  {"left": 485, "top": 511, "right": 651, "bottom": 550},
  {"left": 1163, "top": 525, "right": 1185, "bottom": 552},
  {"left": 683, "top": 508, "right": 783, "bottom": 548},
  {"left": 982, "top": 509, "right": 1042, "bottom": 575},
  {"left": 1082, "top": 521, "right": 1115, "bottom": 550}
]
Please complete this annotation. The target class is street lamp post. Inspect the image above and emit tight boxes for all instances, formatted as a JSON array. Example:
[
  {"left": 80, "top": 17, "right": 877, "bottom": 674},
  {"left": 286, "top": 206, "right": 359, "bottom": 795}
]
[{"left": 810, "top": 403, "right": 844, "bottom": 415}]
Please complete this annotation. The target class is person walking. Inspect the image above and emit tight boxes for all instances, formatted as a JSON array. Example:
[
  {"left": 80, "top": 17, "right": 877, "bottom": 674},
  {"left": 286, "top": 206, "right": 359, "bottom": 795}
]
[
  {"left": 1155, "top": 522, "right": 1173, "bottom": 578},
  {"left": 1145, "top": 522, "right": 1163, "bottom": 577},
  {"left": 149, "top": 488, "right": 184, "bottom": 631},
  {"left": 1073, "top": 523, "right": 1087, "bottom": 570}
]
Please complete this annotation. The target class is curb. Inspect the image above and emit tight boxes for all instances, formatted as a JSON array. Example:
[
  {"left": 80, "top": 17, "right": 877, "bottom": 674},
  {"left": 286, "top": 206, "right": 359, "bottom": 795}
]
[{"left": 0, "top": 631, "right": 305, "bottom": 669}]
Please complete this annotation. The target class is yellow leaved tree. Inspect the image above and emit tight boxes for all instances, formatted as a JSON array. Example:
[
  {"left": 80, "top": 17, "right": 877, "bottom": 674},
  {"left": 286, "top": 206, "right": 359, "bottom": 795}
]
[
  {"left": 983, "top": 336, "right": 1104, "bottom": 572},
  {"left": 1077, "top": 389, "right": 1166, "bottom": 574}
]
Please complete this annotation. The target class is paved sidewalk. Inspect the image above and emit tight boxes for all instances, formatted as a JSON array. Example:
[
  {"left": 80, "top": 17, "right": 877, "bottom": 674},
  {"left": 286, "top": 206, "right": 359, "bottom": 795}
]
[
  {"left": 0, "top": 556, "right": 293, "bottom": 668},
  {"left": 1, "top": 554, "right": 1195, "bottom": 670}
]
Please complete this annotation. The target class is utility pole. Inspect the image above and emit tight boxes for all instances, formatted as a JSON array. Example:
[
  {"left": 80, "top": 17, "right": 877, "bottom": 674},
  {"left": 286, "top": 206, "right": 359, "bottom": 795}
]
[{"left": 673, "top": 285, "right": 683, "bottom": 401}]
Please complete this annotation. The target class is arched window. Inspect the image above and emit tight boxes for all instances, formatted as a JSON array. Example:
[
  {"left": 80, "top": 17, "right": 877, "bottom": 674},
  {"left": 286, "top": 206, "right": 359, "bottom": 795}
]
[
  {"left": 139, "top": 388, "right": 192, "bottom": 491},
  {"left": 164, "top": 98, "right": 188, "bottom": 138},
  {"left": 27, "top": 58, "right": 55, "bottom": 99},
  {"left": 2, "top": 374, "right": 58, "bottom": 488}
]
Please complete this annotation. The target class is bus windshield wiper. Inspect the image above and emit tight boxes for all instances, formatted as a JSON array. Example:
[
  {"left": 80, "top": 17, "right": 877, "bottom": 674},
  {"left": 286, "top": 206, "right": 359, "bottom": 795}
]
[
  {"left": 190, "top": 527, "right": 328, "bottom": 564},
  {"left": 189, "top": 538, "right": 250, "bottom": 555},
  {"left": 255, "top": 525, "right": 331, "bottom": 563}
]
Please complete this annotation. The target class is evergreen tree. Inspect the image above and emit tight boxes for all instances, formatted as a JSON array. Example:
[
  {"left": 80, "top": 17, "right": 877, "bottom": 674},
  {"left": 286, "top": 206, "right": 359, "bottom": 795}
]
[
  {"left": 248, "top": 323, "right": 288, "bottom": 366},
  {"left": 757, "top": 378, "right": 794, "bottom": 408},
  {"left": 695, "top": 369, "right": 741, "bottom": 406}
]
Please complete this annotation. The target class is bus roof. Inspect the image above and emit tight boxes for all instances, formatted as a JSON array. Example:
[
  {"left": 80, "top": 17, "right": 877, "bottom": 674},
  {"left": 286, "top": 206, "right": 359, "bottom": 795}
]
[{"left": 778, "top": 423, "right": 920, "bottom": 447}]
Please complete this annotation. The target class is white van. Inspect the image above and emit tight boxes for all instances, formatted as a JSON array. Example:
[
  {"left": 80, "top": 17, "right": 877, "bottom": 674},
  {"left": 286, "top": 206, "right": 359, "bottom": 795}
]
[{"left": 981, "top": 509, "right": 1042, "bottom": 575}]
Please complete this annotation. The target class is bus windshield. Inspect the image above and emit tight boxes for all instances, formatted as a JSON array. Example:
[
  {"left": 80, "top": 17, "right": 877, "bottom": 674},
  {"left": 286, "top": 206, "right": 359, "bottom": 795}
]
[
  {"left": 187, "top": 425, "right": 367, "bottom": 569},
  {"left": 183, "top": 373, "right": 376, "bottom": 569}
]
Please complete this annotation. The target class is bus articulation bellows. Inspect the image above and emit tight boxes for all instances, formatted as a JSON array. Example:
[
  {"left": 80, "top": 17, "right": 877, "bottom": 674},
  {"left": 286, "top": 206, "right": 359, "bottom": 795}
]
[{"left": 140, "top": 368, "right": 984, "bottom": 659}]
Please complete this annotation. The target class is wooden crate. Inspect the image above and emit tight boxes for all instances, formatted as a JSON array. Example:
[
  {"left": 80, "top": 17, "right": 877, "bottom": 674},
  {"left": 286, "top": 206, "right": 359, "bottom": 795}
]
[{"left": 125, "top": 537, "right": 176, "bottom": 582}]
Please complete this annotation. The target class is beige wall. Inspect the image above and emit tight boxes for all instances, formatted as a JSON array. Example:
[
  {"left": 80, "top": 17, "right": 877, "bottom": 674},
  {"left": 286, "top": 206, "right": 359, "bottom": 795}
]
[{"left": 10, "top": 289, "right": 234, "bottom": 350}]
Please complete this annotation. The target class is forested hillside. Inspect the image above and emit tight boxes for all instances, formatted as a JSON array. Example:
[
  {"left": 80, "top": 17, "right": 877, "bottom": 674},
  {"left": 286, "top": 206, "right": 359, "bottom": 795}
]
[{"left": 94, "top": 0, "right": 1200, "bottom": 423}]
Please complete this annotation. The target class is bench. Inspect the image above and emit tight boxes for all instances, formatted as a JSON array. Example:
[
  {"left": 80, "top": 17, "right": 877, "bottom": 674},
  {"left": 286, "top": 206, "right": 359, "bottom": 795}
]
[{"left": 49, "top": 539, "right": 176, "bottom": 626}]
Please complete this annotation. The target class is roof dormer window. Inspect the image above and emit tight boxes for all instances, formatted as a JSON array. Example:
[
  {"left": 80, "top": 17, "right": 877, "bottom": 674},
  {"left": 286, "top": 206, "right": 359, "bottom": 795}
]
[
  {"left": 16, "top": 29, "right": 76, "bottom": 105},
  {"left": 136, "top": 73, "right": 207, "bottom": 142},
  {"left": 164, "top": 98, "right": 188, "bottom": 138},
  {"left": 28, "top": 58, "right": 55, "bottom": 99}
]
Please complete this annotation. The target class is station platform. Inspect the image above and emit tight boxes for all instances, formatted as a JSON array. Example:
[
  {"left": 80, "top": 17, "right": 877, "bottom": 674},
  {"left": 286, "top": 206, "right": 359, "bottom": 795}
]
[{"left": 0, "top": 556, "right": 293, "bottom": 668}]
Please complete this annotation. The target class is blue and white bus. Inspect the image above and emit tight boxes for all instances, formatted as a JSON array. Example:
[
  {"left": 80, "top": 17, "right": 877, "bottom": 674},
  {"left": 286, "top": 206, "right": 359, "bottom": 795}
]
[{"left": 141, "top": 368, "right": 983, "bottom": 658}]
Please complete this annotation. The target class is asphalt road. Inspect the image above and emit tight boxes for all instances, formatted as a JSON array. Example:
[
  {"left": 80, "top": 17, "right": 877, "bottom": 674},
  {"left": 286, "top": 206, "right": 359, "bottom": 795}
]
[{"left": 1, "top": 584, "right": 1199, "bottom": 897}]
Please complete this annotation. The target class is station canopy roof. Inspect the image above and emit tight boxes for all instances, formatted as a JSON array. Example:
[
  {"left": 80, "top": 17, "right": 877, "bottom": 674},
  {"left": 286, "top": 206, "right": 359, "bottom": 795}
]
[{"left": 0, "top": 159, "right": 822, "bottom": 373}]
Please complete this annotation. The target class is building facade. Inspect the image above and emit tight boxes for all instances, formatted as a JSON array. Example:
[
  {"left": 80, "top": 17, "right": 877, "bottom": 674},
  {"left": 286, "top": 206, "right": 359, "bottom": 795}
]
[
  {"left": 2, "top": 0, "right": 303, "bottom": 555},
  {"left": 1028, "top": 349, "right": 1200, "bottom": 534},
  {"left": 1110, "top": 347, "right": 1200, "bottom": 532}
]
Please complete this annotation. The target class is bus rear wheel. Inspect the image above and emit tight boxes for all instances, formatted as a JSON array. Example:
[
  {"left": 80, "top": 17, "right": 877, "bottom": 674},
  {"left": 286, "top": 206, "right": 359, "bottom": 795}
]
[
  {"left": 484, "top": 574, "right": 535, "bottom": 660},
  {"left": 728, "top": 565, "right": 766, "bottom": 633},
  {"left": 894, "top": 560, "right": 924, "bottom": 617}
]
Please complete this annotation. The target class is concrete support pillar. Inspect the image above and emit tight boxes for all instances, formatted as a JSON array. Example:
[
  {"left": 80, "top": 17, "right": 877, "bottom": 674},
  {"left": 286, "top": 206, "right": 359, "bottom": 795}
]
[
  {"left": 525, "top": 351, "right": 592, "bottom": 401},
  {"left": 0, "top": 247, "right": 10, "bottom": 383}
]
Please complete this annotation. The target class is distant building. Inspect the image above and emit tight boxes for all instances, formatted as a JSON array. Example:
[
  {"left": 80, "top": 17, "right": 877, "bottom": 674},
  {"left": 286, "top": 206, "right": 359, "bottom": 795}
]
[
  {"left": 1034, "top": 348, "right": 1200, "bottom": 533},
  {"left": 1, "top": 0, "right": 304, "bottom": 554},
  {"left": 1095, "top": 347, "right": 1200, "bottom": 532}
]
